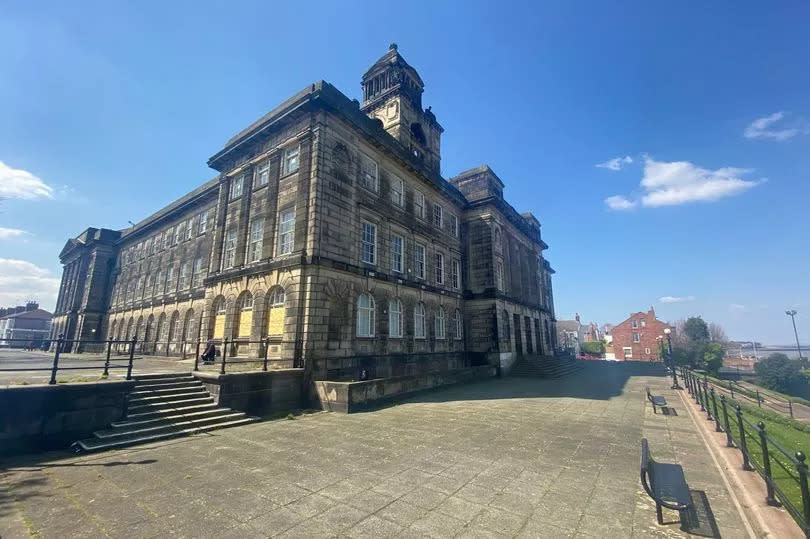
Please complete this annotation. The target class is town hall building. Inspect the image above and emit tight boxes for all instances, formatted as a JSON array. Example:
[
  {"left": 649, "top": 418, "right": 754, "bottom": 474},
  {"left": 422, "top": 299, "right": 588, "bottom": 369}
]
[{"left": 50, "top": 45, "right": 556, "bottom": 377}]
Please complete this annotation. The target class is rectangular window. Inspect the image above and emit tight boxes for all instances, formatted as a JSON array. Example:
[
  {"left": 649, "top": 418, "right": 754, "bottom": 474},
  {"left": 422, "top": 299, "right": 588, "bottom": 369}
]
[
  {"left": 175, "top": 223, "right": 184, "bottom": 244},
  {"left": 185, "top": 219, "right": 193, "bottom": 240},
  {"left": 283, "top": 145, "right": 300, "bottom": 175},
  {"left": 247, "top": 219, "right": 264, "bottom": 263},
  {"left": 136, "top": 276, "right": 144, "bottom": 299},
  {"left": 153, "top": 269, "right": 162, "bottom": 297},
  {"left": 451, "top": 260, "right": 460, "bottom": 289},
  {"left": 178, "top": 261, "right": 189, "bottom": 290},
  {"left": 645, "top": 347, "right": 651, "bottom": 355},
  {"left": 391, "top": 235, "right": 403, "bottom": 273},
  {"left": 361, "top": 221, "right": 376, "bottom": 264},
  {"left": 435, "top": 252, "right": 444, "bottom": 284},
  {"left": 198, "top": 211, "right": 208, "bottom": 235},
  {"left": 164, "top": 228, "right": 173, "bottom": 249},
  {"left": 145, "top": 238, "right": 152, "bottom": 255},
  {"left": 230, "top": 175, "right": 243, "bottom": 200},
  {"left": 277, "top": 209, "right": 295, "bottom": 255},
  {"left": 415, "top": 243, "right": 425, "bottom": 279},
  {"left": 165, "top": 265, "right": 175, "bottom": 294},
  {"left": 414, "top": 191, "right": 425, "bottom": 219},
  {"left": 623, "top": 347, "right": 633, "bottom": 358},
  {"left": 641, "top": 320, "right": 646, "bottom": 327},
  {"left": 223, "top": 229, "right": 237, "bottom": 269},
  {"left": 144, "top": 273, "right": 153, "bottom": 298},
  {"left": 632, "top": 332, "right": 640, "bottom": 343},
  {"left": 433, "top": 203, "right": 443, "bottom": 229},
  {"left": 359, "top": 154, "right": 378, "bottom": 192},
  {"left": 631, "top": 320, "right": 638, "bottom": 329},
  {"left": 192, "top": 257, "right": 205, "bottom": 288},
  {"left": 152, "top": 235, "right": 159, "bottom": 254},
  {"left": 390, "top": 176, "right": 404, "bottom": 206},
  {"left": 450, "top": 214, "right": 458, "bottom": 237},
  {"left": 256, "top": 160, "right": 270, "bottom": 186}
]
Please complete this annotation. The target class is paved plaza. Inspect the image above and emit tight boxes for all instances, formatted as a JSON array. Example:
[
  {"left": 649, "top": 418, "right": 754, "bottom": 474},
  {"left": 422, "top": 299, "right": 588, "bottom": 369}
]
[{"left": 1, "top": 362, "right": 753, "bottom": 538}]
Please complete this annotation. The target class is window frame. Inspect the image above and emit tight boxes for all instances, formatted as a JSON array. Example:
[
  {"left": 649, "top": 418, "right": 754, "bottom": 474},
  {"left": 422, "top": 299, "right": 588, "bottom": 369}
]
[
  {"left": 435, "top": 308, "right": 446, "bottom": 339},
  {"left": 451, "top": 259, "right": 460, "bottom": 289},
  {"left": 356, "top": 293, "right": 375, "bottom": 338},
  {"left": 256, "top": 159, "right": 270, "bottom": 187},
  {"left": 361, "top": 221, "right": 377, "bottom": 265},
  {"left": 359, "top": 153, "right": 379, "bottom": 192},
  {"left": 277, "top": 208, "right": 296, "bottom": 255},
  {"left": 389, "top": 298, "right": 403, "bottom": 338},
  {"left": 282, "top": 145, "right": 300, "bottom": 176},
  {"left": 414, "top": 191, "right": 425, "bottom": 220},
  {"left": 390, "top": 234, "right": 403, "bottom": 273},
  {"left": 450, "top": 214, "right": 458, "bottom": 237},
  {"left": 415, "top": 243, "right": 426, "bottom": 279},
  {"left": 632, "top": 332, "right": 640, "bottom": 343},
  {"left": 435, "top": 252, "right": 444, "bottom": 285},
  {"left": 198, "top": 211, "right": 208, "bottom": 235},
  {"left": 414, "top": 303, "right": 426, "bottom": 339},
  {"left": 433, "top": 203, "right": 443, "bottom": 229},
  {"left": 222, "top": 229, "right": 237, "bottom": 269},
  {"left": 247, "top": 219, "right": 264, "bottom": 263},
  {"left": 390, "top": 175, "right": 404, "bottom": 207},
  {"left": 454, "top": 309, "right": 463, "bottom": 340},
  {"left": 230, "top": 174, "right": 244, "bottom": 200}
]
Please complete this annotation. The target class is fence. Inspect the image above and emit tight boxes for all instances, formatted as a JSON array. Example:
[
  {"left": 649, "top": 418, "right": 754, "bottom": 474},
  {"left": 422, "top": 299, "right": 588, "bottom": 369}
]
[
  {"left": 194, "top": 337, "right": 295, "bottom": 374},
  {"left": 707, "top": 375, "right": 796, "bottom": 419},
  {"left": 682, "top": 368, "right": 810, "bottom": 537},
  {"left": 0, "top": 336, "right": 138, "bottom": 384}
]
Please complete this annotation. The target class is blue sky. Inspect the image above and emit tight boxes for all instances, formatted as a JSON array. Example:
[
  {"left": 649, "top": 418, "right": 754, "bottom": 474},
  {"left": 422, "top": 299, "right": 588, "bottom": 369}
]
[{"left": 1, "top": 1, "right": 808, "bottom": 344}]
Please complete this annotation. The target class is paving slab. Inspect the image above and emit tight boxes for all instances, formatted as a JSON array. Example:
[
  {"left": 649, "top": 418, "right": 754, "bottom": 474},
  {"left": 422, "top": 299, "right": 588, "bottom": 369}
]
[{"left": 1, "top": 361, "right": 754, "bottom": 538}]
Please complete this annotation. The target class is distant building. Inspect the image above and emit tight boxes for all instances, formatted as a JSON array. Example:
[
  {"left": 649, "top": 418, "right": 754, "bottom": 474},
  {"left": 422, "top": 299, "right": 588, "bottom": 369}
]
[
  {"left": 0, "top": 302, "right": 52, "bottom": 347},
  {"left": 557, "top": 313, "right": 584, "bottom": 355},
  {"left": 583, "top": 322, "right": 600, "bottom": 343},
  {"left": 723, "top": 355, "right": 756, "bottom": 373},
  {"left": 610, "top": 307, "right": 671, "bottom": 361}
]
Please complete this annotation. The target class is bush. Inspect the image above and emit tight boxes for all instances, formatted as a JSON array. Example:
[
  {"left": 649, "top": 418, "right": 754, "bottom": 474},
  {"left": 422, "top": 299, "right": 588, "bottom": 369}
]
[{"left": 581, "top": 341, "right": 604, "bottom": 355}]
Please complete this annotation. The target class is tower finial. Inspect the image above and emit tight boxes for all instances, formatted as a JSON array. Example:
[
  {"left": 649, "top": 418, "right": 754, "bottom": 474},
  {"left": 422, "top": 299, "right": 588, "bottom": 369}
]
[{"left": 389, "top": 42, "right": 398, "bottom": 51}]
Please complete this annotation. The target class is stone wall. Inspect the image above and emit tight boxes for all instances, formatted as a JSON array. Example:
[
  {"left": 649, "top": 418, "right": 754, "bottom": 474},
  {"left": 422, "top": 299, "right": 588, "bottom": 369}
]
[
  {"left": 0, "top": 380, "right": 135, "bottom": 456},
  {"left": 194, "top": 369, "right": 304, "bottom": 416},
  {"left": 314, "top": 365, "right": 496, "bottom": 413}
]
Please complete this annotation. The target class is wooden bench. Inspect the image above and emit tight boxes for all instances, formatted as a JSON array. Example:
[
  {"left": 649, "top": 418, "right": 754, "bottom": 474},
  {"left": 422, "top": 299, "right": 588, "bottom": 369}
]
[
  {"left": 646, "top": 387, "right": 667, "bottom": 413},
  {"left": 640, "top": 438, "right": 692, "bottom": 524}
]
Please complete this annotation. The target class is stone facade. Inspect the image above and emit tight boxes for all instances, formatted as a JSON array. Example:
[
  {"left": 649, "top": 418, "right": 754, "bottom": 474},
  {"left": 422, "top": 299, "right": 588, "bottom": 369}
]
[{"left": 52, "top": 45, "right": 556, "bottom": 376}]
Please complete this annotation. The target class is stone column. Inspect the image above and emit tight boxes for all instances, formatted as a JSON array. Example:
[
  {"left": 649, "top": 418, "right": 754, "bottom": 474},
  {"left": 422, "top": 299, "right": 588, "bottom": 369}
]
[
  {"left": 233, "top": 165, "right": 254, "bottom": 268},
  {"left": 263, "top": 150, "right": 282, "bottom": 257},
  {"left": 209, "top": 176, "right": 231, "bottom": 272}
]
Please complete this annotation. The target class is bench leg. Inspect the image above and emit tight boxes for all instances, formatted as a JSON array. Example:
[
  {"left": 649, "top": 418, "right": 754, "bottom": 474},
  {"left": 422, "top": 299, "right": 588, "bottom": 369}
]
[
  {"left": 652, "top": 404, "right": 658, "bottom": 414},
  {"left": 656, "top": 502, "right": 663, "bottom": 524}
]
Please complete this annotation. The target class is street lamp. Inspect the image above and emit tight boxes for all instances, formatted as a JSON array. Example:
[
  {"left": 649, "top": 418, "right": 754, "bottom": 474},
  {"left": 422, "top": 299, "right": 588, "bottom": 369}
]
[
  {"left": 664, "top": 327, "right": 681, "bottom": 389},
  {"left": 786, "top": 310, "right": 805, "bottom": 367}
]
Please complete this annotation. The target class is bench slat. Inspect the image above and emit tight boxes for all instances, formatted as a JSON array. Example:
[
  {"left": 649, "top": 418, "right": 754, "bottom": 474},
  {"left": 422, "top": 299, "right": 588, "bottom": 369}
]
[{"left": 651, "top": 462, "right": 691, "bottom": 506}]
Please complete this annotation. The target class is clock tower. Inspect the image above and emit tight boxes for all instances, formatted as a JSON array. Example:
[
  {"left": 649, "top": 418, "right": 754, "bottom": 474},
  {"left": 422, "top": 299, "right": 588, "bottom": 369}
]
[{"left": 361, "top": 44, "right": 443, "bottom": 174}]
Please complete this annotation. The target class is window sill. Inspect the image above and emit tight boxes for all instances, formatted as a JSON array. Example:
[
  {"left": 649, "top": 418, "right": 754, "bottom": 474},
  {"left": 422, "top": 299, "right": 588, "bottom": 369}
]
[{"left": 279, "top": 169, "right": 299, "bottom": 181}]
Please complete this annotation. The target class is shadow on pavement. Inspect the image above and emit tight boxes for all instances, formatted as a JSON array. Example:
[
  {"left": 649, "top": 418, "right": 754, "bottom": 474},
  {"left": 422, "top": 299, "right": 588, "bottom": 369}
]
[{"left": 681, "top": 489, "right": 721, "bottom": 538}]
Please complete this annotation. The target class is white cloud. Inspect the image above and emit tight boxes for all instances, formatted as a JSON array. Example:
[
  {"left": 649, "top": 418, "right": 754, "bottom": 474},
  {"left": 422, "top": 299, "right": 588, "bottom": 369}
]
[
  {"left": 659, "top": 295, "right": 696, "bottom": 303},
  {"left": 596, "top": 155, "right": 633, "bottom": 171},
  {"left": 0, "top": 227, "right": 27, "bottom": 239},
  {"left": 729, "top": 303, "right": 747, "bottom": 312},
  {"left": 0, "top": 259, "right": 60, "bottom": 309},
  {"left": 605, "top": 156, "right": 762, "bottom": 209},
  {"left": 604, "top": 195, "right": 637, "bottom": 210},
  {"left": 0, "top": 161, "right": 54, "bottom": 200},
  {"left": 744, "top": 112, "right": 799, "bottom": 141}
]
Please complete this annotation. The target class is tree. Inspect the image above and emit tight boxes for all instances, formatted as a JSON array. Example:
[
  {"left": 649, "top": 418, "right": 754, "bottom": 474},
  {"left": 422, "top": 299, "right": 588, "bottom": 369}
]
[
  {"left": 683, "top": 317, "right": 710, "bottom": 343},
  {"left": 708, "top": 322, "right": 728, "bottom": 343},
  {"left": 754, "top": 353, "right": 801, "bottom": 393},
  {"left": 702, "top": 342, "right": 725, "bottom": 374},
  {"left": 581, "top": 341, "right": 604, "bottom": 355}
]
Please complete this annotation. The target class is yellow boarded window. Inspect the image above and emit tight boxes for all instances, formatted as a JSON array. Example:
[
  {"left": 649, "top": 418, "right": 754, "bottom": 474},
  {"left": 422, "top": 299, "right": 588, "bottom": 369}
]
[
  {"left": 213, "top": 315, "right": 225, "bottom": 339},
  {"left": 239, "top": 311, "right": 252, "bottom": 337},
  {"left": 267, "top": 287, "right": 285, "bottom": 337}
]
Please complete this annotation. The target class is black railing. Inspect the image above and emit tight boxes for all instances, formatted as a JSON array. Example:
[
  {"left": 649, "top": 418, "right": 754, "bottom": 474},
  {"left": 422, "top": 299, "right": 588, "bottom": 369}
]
[
  {"left": 194, "top": 337, "right": 294, "bottom": 374},
  {"left": 682, "top": 367, "right": 810, "bottom": 537},
  {"left": 704, "top": 375, "right": 796, "bottom": 419},
  {"left": 0, "top": 335, "right": 138, "bottom": 385},
  {"left": 318, "top": 351, "right": 486, "bottom": 381}
]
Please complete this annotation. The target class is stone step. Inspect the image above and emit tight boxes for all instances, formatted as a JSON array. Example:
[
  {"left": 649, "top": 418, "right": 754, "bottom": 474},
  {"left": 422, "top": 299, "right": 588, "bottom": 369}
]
[
  {"left": 134, "top": 373, "right": 194, "bottom": 381},
  {"left": 76, "top": 417, "right": 258, "bottom": 453},
  {"left": 93, "top": 411, "right": 248, "bottom": 440},
  {"left": 112, "top": 406, "right": 235, "bottom": 429},
  {"left": 133, "top": 380, "right": 199, "bottom": 391},
  {"left": 128, "top": 388, "right": 207, "bottom": 406},
  {"left": 118, "top": 402, "right": 221, "bottom": 423},
  {"left": 127, "top": 395, "right": 214, "bottom": 414},
  {"left": 129, "top": 384, "right": 205, "bottom": 398}
]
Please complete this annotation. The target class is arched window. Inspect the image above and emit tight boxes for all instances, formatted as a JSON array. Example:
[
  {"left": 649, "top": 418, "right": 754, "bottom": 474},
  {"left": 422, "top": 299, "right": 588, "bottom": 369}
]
[
  {"left": 236, "top": 292, "right": 253, "bottom": 338},
  {"left": 435, "top": 308, "right": 446, "bottom": 339},
  {"left": 109, "top": 320, "right": 117, "bottom": 342},
  {"left": 211, "top": 296, "right": 226, "bottom": 339},
  {"left": 414, "top": 303, "right": 426, "bottom": 339},
  {"left": 183, "top": 310, "right": 195, "bottom": 342},
  {"left": 267, "top": 287, "right": 285, "bottom": 338},
  {"left": 145, "top": 315, "right": 155, "bottom": 344},
  {"left": 168, "top": 312, "right": 180, "bottom": 343},
  {"left": 356, "top": 293, "right": 375, "bottom": 337},
  {"left": 156, "top": 313, "right": 167, "bottom": 342},
  {"left": 454, "top": 309, "right": 463, "bottom": 340},
  {"left": 494, "top": 226, "right": 502, "bottom": 252},
  {"left": 134, "top": 317, "right": 144, "bottom": 342},
  {"left": 389, "top": 298, "right": 403, "bottom": 338}
]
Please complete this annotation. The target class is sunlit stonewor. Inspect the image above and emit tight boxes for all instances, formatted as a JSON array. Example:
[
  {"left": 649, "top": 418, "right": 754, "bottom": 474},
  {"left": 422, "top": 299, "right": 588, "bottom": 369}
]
[{"left": 50, "top": 45, "right": 556, "bottom": 374}]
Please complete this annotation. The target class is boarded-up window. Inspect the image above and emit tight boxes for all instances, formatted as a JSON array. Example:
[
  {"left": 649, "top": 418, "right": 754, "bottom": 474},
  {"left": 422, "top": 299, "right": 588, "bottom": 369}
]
[
  {"left": 266, "top": 287, "right": 285, "bottom": 337},
  {"left": 237, "top": 293, "right": 253, "bottom": 337},
  {"left": 212, "top": 298, "right": 226, "bottom": 339}
]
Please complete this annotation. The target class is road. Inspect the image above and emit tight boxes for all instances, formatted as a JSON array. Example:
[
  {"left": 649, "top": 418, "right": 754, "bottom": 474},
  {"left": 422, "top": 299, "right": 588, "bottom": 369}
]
[{"left": 0, "top": 348, "right": 191, "bottom": 384}]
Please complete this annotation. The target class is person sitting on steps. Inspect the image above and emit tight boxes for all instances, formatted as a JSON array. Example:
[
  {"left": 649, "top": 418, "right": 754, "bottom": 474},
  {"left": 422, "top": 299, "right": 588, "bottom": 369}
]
[{"left": 201, "top": 341, "right": 217, "bottom": 365}]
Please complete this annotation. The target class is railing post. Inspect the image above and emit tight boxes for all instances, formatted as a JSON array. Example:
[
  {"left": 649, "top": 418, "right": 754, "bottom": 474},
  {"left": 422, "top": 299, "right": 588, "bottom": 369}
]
[
  {"left": 756, "top": 389, "right": 762, "bottom": 408},
  {"left": 263, "top": 337, "right": 270, "bottom": 372},
  {"left": 49, "top": 334, "right": 64, "bottom": 385},
  {"left": 694, "top": 372, "right": 702, "bottom": 405},
  {"left": 698, "top": 378, "right": 706, "bottom": 411},
  {"left": 736, "top": 404, "right": 754, "bottom": 471},
  {"left": 790, "top": 400, "right": 795, "bottom": 419},
  {"left": 795, "top": 452, "right": 810, "bottom": 533},
  {"left": 711, "top": 388, "right": 721, "bottom": 431},
  {"left": 103, "top": 339, "right": 112, "bottom": 377},
  {"left": 758, "top": 421, "right": 779, "bottom": 506},
  {"left": 220, "top": 337, "right": 228, "bottom": 375},
  {"left": 193, "top": 339, "right": 201, "bottom": 372},
  {"left": 704, "top": 379, "right": 713, "bottom": 420},
  {"left": 730, "top": 382, "right": 735, "bottom": 400},
  {"left": 127, "top": 337, "right": 137, "bottom": 380},
  {"left": 721, "top": 395, "right": 733, "bottom": 446}
]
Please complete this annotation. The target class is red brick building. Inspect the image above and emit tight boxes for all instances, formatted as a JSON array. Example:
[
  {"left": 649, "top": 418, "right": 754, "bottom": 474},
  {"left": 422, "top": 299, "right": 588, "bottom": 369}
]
[{"left": 611, "top": 307, "right": 671, "bottom": 361}]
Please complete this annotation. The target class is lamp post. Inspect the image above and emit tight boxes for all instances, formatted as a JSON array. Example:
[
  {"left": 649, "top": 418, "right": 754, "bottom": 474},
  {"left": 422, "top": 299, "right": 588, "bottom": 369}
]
[
  {"left": 664, "top": 327, "right": 681, "bottom": 389},
  {"left": 786, "top": 310, "right": 805, "bottom": 367}
]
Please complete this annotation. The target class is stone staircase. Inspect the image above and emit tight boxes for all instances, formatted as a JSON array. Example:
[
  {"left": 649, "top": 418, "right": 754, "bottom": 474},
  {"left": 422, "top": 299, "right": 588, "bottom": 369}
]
[
  {"left": 509, "top": 355, "right": 584, "bottom": 378},
  {"left": 74, "top": 373, "right": 258, "bottom": 453}
]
